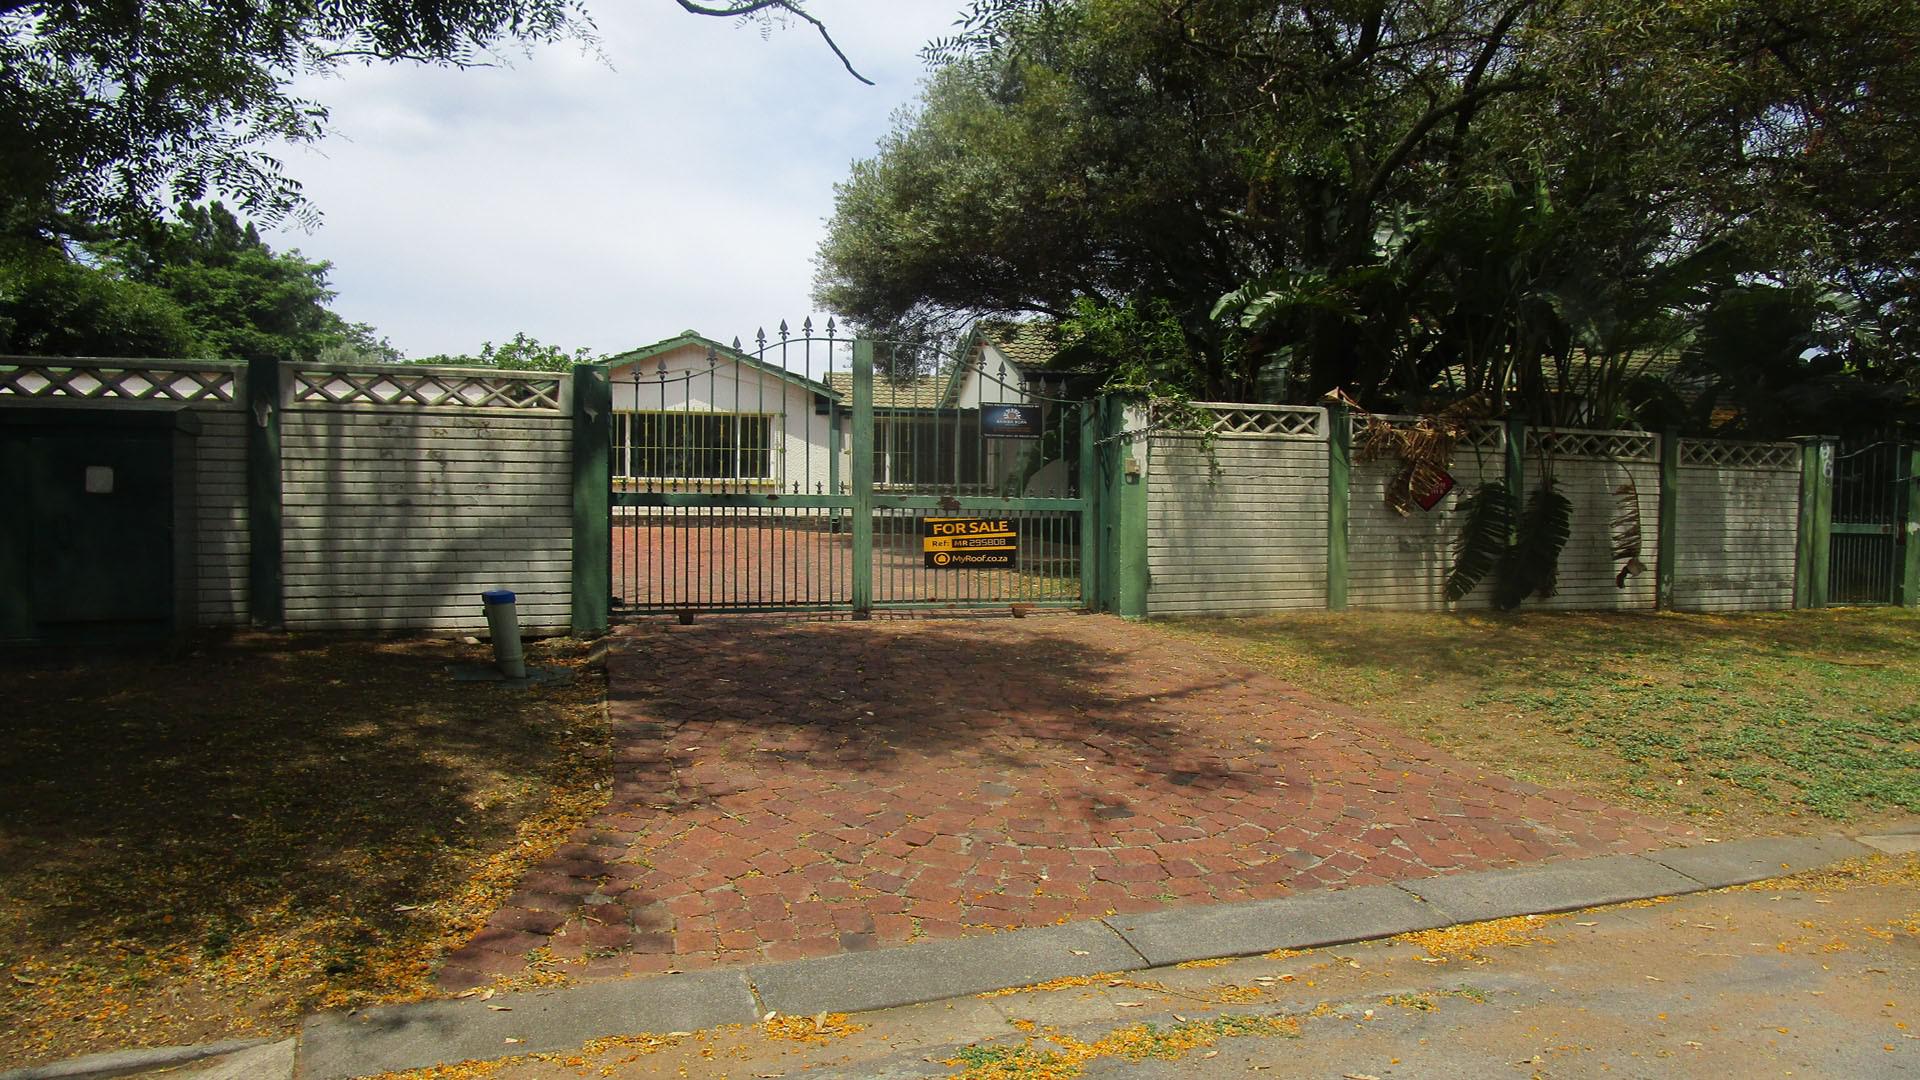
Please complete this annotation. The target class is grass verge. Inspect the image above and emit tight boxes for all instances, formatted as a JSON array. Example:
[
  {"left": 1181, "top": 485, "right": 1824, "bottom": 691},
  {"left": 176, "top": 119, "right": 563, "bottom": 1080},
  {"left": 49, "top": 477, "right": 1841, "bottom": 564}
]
[
  {"left": 0, "top": 633, "right": 609, "bottom": 1067},
  {"left": 1161, "top": 608, "right": 1920, "bottom": 833}
]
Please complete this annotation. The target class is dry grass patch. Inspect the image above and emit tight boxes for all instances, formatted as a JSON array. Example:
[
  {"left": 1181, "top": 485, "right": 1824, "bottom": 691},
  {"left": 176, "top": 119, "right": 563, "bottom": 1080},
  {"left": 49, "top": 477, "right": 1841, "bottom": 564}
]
[{"left": 0, "top": 633, "right": 609, "bottom": 1067}]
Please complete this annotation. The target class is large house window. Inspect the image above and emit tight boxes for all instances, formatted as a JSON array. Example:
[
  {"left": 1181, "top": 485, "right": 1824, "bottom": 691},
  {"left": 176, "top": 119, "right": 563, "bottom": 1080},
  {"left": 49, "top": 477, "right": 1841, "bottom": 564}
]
[
  {"left": 873, "top": 414, "right": 984, "bottom": 488},
  {"left": 614, "top": 411, "right": 773, "bottom": 481}
]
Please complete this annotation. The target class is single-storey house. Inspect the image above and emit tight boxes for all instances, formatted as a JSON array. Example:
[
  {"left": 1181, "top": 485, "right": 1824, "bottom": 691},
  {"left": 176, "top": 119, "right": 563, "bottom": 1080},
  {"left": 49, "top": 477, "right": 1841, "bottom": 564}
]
[{"left": 600, "top": 323, "right": 1074, "bottom": 496}]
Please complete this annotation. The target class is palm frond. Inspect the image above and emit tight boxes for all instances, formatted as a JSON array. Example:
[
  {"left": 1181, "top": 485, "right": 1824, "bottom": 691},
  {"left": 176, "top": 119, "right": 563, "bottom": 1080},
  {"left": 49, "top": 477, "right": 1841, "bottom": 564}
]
[
  {"left": 1494, "top": 480, "right": 1573, "bottom": 610},
  {"left": 1445, "top": 479, "right": 1511, "bottom": 601},
  {"left": 1611, "top": 478, "right": 1646, "bottom": 588}
]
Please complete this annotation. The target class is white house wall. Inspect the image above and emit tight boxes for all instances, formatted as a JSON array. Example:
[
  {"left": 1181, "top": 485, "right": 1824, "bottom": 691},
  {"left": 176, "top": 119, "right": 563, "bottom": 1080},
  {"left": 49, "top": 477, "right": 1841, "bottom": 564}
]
[
  {"left": 951, "top": 346, "right": 1031, "bottom": 409},
  {"left": 607, "top": 343, "right": 836, "bottom": 493}
]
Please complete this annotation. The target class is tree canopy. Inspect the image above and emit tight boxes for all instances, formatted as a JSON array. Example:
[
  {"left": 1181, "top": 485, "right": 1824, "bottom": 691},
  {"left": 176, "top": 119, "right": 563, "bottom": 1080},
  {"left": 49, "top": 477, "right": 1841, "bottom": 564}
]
[
  {"left": 0, "top": 202, "right": 390, "bottom": 363},
  {"left": 1, "top": 0, "right": 858, "bottom": 249},
  {"left": 815, "top": 0, "right": 1919, "bottom": 431}
]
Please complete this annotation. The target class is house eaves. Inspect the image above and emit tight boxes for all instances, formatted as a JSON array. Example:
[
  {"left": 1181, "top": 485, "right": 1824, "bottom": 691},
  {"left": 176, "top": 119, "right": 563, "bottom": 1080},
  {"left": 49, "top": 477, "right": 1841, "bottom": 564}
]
[{"left": 601, "top": 331, "right": 842, "bottom": 401}]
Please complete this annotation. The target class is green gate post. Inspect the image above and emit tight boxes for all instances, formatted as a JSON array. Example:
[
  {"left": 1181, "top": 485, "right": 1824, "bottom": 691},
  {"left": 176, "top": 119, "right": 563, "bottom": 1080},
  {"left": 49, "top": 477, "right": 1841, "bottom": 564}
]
[
  {"left": 245, "top": 356, "right": 284, "bottom": 629},
  {"left": 1325, "top": 402, "right": 1350, "bottom": 611},
  {"left": 1656, "top": 429, "right": 1679, "bottom": 610},
  {"left": 571, "top": 364, "right": 611, "bottom": 636},
  {"left": 1099, "top": 396, "right": 1149, "bottom": 618},
  {"left": 850, "top": 338, "right": 875, "bottom": 618},
  {"left": 1897, "top": 437, "right": 1919, "bottom": 607},
  {"left": 1794, "top": 437, "right": 1834, "bottom": 608},
  {"left": 1078, "top": 398, "right": 1100, "bottom": 609}
]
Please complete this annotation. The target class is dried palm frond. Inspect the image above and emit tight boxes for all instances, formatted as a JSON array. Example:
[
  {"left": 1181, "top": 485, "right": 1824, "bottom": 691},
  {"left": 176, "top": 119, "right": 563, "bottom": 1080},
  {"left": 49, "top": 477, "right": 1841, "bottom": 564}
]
[{"left": 1611, "top": 477, "right": 1646, "bottom": 588}]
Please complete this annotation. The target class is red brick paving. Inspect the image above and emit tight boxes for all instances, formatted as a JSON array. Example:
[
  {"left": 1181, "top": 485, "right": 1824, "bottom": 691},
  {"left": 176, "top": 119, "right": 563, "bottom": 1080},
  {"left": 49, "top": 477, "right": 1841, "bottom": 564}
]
[
  {"left": 610, "top": 516, "right": 1081, "bottom": 610},
  {"left": 436, "top": 615, "right": 1689, "bottom": 989}
]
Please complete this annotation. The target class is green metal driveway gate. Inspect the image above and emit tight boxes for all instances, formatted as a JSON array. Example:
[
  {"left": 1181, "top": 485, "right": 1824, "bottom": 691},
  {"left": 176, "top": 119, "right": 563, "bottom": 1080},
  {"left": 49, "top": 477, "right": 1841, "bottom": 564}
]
[{"left": 607, "top": 331, "right": 1098, "bottom": 618}]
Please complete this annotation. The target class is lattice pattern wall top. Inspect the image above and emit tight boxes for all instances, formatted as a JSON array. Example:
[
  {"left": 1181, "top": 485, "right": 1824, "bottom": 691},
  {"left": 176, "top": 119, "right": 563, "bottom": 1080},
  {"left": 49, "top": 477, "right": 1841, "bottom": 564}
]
[
  {"left": 1680, "top": 440, "right": 1800, "bottom": 471},
  {"left": 1186, "top": 402, "right": 1326, "bottom": 439},
  {"left": 290, "top": 365, "right": 565, "bottom": 412},
  {"left": 1526, "top": 429, "right": 1657, "bottom": 461},
  {"left": 0, "top": 359, "right": 240, "bottom": 404}
]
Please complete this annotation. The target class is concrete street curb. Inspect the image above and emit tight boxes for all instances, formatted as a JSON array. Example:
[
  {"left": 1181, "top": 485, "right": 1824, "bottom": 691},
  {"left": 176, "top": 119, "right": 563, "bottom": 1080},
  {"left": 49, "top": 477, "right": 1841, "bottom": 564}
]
[
  {"left": 0, "top": 1038, "right": 271, "bottom": 1080},
  {"left": 8, "top": 833, "right": 1894, "bottom": 1080},
  {"left": 286, "top": 832, "right": 1880, "bottom": 1080}
]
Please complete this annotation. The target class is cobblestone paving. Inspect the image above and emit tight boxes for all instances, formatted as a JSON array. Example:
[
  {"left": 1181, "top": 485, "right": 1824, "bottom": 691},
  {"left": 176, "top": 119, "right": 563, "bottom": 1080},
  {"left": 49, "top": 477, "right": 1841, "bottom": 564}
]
[{"left": 436, "top": 615, "right": 1690, "bottom": 989}]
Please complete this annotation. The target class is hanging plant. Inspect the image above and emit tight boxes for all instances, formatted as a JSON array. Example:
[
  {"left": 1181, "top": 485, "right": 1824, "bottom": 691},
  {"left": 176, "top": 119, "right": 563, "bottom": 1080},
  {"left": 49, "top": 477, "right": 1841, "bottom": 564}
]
[
  {"left": 1444, "top": 478, "right": 1512, "bottom": 600},
  {"left": 1610, "top": 468, "right": 1647, "bottom": 588},
  {"left": 1350, "top": 393, "right": 1495, "bottom": 515},
  {"left": 1494, "top": 479, "right": 1573, "bottom": 609},
  {"left": 1446, "top": 477, "right": 1573, "bottom": 610}
]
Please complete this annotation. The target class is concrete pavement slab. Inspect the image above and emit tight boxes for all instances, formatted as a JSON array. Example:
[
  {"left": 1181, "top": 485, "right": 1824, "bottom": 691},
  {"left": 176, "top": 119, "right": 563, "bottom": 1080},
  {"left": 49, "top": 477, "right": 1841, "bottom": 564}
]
[
  {"left": 1642, "top": 834, "right": 1870, "bottom": 887},
  {"left": 748, "top": 922, "right": 1144, "bottom": 1016},
  {"left": 1856, "top": 832, "right": 1920, "bottom": 855},
  {"left": 1396, "top": 853, "right": 1700, "bottom": 923},
  {"left": 295, "top": 968, "right": 756, "bottom": 1080},
  {"left": 1103, "top": 884, "right": 1446, "bottom": 967}
]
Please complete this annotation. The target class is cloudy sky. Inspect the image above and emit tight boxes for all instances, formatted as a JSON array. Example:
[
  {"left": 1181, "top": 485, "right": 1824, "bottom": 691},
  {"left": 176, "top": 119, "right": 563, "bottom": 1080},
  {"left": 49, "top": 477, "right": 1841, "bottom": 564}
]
[{"left": 263, "top": 2, "right": 959, "bottom": 360}]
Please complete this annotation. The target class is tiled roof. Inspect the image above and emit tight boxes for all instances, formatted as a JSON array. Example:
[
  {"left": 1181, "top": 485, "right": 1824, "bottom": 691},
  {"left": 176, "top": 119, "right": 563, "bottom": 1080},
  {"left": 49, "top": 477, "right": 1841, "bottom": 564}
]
[
  {"left": 1435, "top": 348, "right": 1689, "bottom": 393},
  {"left": 824, "top": 371, "right": 950, "bottom": 409},
  {"left": 980, "top": 320, "right": 1059, "bottom": 369}
]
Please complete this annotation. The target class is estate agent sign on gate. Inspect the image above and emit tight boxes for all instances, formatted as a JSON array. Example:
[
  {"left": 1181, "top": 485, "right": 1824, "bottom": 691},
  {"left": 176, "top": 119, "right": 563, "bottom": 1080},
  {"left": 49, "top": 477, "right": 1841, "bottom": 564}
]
[
  {"left": 981, "top": 403, "right": 1042, "bottom": 439},
  {"left": 923, "top": 517, "right": 1018, "bottom": 568}
]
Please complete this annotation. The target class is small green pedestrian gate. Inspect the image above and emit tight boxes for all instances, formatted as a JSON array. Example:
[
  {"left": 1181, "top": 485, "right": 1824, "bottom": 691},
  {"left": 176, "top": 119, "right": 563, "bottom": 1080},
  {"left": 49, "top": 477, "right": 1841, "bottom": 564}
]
[
  {"left": 605, "top": 330, "right": 1099, "bottom": 618},
  {"left": 1828, "top": 431, "right": 1916, "bottom": 605}
]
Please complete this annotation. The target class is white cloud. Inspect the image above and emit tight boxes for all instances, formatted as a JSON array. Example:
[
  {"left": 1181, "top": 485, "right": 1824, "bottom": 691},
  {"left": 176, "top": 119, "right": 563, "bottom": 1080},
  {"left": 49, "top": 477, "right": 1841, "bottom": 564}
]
[{"left": 264, "top": 0, "right": 954, "bottom": 357}]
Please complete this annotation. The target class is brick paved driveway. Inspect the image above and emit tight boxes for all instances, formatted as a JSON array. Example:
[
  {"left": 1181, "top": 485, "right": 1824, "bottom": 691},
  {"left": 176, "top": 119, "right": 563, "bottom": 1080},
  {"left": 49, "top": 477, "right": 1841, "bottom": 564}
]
[{"left": 437, "top": 615, "right": 1690, "bottom": 989}]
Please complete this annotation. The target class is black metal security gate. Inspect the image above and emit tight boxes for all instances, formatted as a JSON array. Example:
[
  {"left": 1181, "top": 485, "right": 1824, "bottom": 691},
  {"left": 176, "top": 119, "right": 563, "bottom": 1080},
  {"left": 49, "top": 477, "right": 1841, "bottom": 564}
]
[{"left": 1828, "top": 432, "right": 1910, "bottom": 605}]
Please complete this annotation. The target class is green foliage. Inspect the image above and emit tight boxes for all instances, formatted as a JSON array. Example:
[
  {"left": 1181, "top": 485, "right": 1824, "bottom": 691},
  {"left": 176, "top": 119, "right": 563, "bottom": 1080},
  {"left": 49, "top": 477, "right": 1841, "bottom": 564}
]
[
  {"left": 1056, "top": 297, "right": 1198, "bottom": 396},
  {"left": 2, "top": 202, "right": 388, "bottom": 363},
  {"left": 819, "top": 0, "right": 1920, "bottom": 425},
  {"left": 0, "top": 254, "right": 202, "bottom": 358},
  {"left": 1, "top": 2, "right": 862, "bottom": 244},
  {"left": 0, "top": 0, "right": 595, "bottom": 243},
  {"left": 103, "top": 203, "right": 370, "bottom": 364},
  {"left": 416, "top": 332, "right": 594, "bottom": 371}
]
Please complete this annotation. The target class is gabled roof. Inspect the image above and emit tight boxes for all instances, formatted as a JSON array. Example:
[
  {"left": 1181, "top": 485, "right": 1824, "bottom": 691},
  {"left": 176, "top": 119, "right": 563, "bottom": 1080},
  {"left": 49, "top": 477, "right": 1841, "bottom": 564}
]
[
  {"left": 939, "top": 319, "right": 1058, "bottom": 407},
  {"left": 602, "top": 331, "right": 840, "bottom": 400}
]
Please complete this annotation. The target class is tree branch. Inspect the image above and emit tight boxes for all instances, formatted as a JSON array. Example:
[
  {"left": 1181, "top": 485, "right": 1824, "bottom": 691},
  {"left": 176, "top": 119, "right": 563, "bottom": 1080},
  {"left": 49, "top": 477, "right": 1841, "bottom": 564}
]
[{"left": 675, "top": 0, "right": 873, "bottom": 84}]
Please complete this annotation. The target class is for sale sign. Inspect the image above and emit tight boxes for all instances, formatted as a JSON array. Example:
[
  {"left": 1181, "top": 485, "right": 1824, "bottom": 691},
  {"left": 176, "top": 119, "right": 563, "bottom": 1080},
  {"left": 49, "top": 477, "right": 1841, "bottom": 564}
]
[{"left": 921, "top": 517, "right": 1018, "bottom": 567}]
